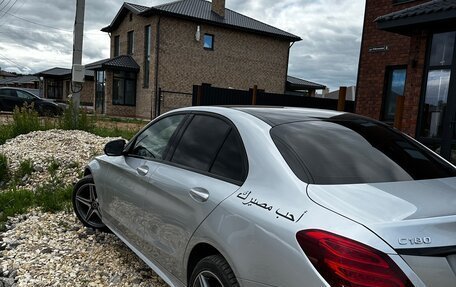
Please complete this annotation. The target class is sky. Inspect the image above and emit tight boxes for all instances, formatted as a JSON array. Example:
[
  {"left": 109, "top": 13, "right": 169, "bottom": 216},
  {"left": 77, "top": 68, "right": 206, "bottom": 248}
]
[{"left": 0, "top": 0, "right": 365, "bottom": 91}]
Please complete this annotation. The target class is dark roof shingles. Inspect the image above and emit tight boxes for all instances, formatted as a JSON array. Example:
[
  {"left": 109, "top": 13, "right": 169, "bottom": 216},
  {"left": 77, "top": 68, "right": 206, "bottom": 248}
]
[
  {"left": 124, "top": 2, "right": 149, "bottom": 13},
  {"left": 86, "top": 55, "right": 140, "bottom": 72},
  {"left": 376, "top": 0, "right": 456, "bottom": 22},
  {"left": 105, "top": 0, "right": 300, "bottom": 41},
  {"left": 287, "top": 75, "right": 326, "bottom": 89}
]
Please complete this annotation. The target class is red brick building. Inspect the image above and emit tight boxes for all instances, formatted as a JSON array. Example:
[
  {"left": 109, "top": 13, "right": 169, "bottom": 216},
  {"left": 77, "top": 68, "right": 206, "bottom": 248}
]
[{"left": 357, "top": 0, "right": 456, "bottom": 164}]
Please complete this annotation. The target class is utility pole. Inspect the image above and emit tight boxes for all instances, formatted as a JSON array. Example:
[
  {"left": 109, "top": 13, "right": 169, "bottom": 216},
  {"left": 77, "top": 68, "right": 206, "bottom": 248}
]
[{"left": 72, "top": 0, "right": 85, "bottom": 110}]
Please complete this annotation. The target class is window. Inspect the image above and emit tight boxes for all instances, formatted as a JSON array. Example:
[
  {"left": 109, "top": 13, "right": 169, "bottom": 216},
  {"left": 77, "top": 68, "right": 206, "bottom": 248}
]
[
  {"left": 113, "top": 71, "right": 136, "bottom": 106},
  {"left": 114, "top": 36, "right": 120, "bottom": 57},
  {"left": 172, "top": 115, "right": 230, "bottom": 171},
  {"left": 0, "top": 89, "right": 15, "bottom": 97},
  {"left": 210, "top": 130, "right": 247, "bottom": 182},
  {"left": 144, "top": 25, "right": 151, "bottom": 88},
  {"left": 271, "top": 119, "right": 456, "bottom": 185},
  {"left": 203, "top": 34, "right": 214, "bottom": 50},
  {"left": 382, "top": 67, "right": 407, "bottom": 122},
  {"left": 131, "top": 115, "right": 185, "bottom": 159},
  {"left": 420, "top": 32, "right": 455, "bottom": 138},
  {"left": 46, "top": 79, "right": 63, "bottom": 99},
  {"left": 16, "top": 90, "right": 35, "bottom": 100},
  {"left": 127, "top": 31, "right": 134, "bottom": 55}
]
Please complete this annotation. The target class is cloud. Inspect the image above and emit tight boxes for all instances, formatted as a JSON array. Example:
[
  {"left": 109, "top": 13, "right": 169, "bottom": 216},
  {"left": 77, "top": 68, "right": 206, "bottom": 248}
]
[{"left": 0, "top": 0, "right": 365, "bottom": 90}]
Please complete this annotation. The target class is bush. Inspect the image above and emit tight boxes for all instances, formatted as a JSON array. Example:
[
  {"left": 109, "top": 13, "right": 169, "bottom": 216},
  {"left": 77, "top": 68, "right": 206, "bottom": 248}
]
[
  {"left": 59, "top": 100, "right": 94, "bottom": 132},
  {"left": 12, "top": 104, "right": 42, "bottom": 136},
  {"left": 0, "top": 125, "right": 12, "bottom": 145}
]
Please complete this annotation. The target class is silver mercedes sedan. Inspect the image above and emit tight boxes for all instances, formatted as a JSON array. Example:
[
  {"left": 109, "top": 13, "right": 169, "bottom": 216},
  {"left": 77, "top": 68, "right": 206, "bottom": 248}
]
[{"left": 73, "top": 106, "right": 456, "bottom": 287}]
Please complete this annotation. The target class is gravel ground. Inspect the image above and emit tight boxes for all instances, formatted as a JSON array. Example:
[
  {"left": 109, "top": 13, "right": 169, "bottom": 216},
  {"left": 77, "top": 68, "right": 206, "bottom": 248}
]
[{"left": 0, "top": 130, "right": 169, "bottom": 287}]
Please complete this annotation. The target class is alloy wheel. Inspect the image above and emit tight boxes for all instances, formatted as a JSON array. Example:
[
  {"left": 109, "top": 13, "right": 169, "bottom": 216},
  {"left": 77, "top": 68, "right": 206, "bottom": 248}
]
[
  {"left": 74, "top": 183, "right": 104, "bottom": 229},
  {"left": 192, "top": 271, "right": 224, "bottom": 287}
]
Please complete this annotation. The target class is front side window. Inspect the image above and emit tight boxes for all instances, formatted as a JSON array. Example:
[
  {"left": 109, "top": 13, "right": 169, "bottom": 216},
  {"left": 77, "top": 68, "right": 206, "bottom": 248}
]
[
  {"left": 113, "top": 71, "right": 136, "bottom": 106},
  {"left": 131, "top": 114, "right": 185, "bottom": 159},
  {"left": 16, "top": 90, "right": 35, "bottom": 100},
  {"left": 127, "top": 31, "right": 134, "bottom": 55},
  {"left": 203, "top": 34, "right": 214, "bottom": 50},
  {"left": 171, "top": 115, "right": 230, "bottom": 172},
  {"left": 382, "top": 67, "right": 407, "bottom": 122},
  {"left": 271, "top": 117, "right": 456, "bottom": 185}
]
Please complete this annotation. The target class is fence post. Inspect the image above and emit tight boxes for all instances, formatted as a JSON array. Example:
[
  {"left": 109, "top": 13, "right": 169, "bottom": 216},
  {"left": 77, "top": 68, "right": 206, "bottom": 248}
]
[
  {"left": 394, "top": 96, "right": 405, "bottom": 130},
  {"left": 337, "top": 86, "right": 347, "bottom": 111},
  {"left": 252, "top": 85, "right": 258, "bottom": 105},
  {"left": 197, "top": 85, "right": 202, "bottom": 106}
]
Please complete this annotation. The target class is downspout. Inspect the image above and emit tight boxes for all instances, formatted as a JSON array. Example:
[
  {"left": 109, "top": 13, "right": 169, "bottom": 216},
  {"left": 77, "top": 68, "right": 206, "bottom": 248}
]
[
  {"left": 152, "top": 15, "right": 161, "bottom": 119},
  {"left": 285, "top": 41, "right": 295, "bottom": 94}
]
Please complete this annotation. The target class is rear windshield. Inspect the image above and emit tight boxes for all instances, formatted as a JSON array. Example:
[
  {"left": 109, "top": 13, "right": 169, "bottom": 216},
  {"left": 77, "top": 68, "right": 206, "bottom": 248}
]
[{"left": 271, "top": 119, "right": 456, "bottom": 184}]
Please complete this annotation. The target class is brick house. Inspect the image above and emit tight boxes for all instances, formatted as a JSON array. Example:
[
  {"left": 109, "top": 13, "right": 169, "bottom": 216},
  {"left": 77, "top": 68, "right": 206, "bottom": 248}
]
[
  {"left": 87, "top": 0, "right": 301, "bottom": 119},
  {"left": 0, "top": 75, "right": 39, "bottom": 89},
  {"left": 356, "top": 0, "right": 456, "bottom": 164},
  {"left": 36, "top": 67, "right": 94, "bottom": 106}
]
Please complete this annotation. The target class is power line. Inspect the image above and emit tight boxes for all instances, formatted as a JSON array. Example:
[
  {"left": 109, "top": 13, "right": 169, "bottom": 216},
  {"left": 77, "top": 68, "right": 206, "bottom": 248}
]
[
  {"left": 0, "top": 52, "right": 29, "bottom": 71},
  {"left": 0, "top": 0, "right": 25, "bottom": 27},
  {"left": 0, "top": 0, "right": 13, "bottom": 14},
  {"left": 0, "top": 0, "right": 19, "bottom": 25},
  {"left": 2, "top": 11, "right": 72, "bottom": 32}
]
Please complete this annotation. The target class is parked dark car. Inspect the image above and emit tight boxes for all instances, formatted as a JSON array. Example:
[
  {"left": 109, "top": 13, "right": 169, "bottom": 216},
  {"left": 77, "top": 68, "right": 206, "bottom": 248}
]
[{"left": 0, "top": 87, "right": 62, "bottom": 116}]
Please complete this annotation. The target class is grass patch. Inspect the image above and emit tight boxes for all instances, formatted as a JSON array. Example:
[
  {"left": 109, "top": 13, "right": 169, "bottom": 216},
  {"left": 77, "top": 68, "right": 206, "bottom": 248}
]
[
  {"left": 47, "top": 158, "right": 60, "bottom": 174},
  {"left": 17, "top": 159, "right": 34, "bottom": 179},
  {"left": 91, "top": 126, "right": 139, "bottom": 140},
  {"left": 0, "top": 101, "right": 138, "bottom": 145},
  {"left": 0, "top": 184, "right": 73, "bottom": 232},
  {"left": 0, "top": 189, "right": 34, "bottom": 231},
  {"left": 11, "top": 104, "right": 42, "bottom": 136},
  {"left": 0, "top": 153, "right": 9, "bottom": 184}
]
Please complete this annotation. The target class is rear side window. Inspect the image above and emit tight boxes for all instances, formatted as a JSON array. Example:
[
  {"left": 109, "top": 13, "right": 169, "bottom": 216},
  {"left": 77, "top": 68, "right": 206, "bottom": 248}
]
[
  {"left": 210, "top": 130, "right": 247, "bottom": 182},
  {"left": 0, "top": 89, "right": 15, "bottom": 97},
  {"left": 172, "top": 115, "right": 230, "bottom": 172},
  {"left": 271, "top": 120, "right": 456, "bottom": 184}
]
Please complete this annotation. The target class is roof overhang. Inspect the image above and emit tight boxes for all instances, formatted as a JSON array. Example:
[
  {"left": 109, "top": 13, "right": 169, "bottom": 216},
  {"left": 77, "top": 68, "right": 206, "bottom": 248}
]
[
  {"left": 86, "top": 55, "right": 140, "bottom": 73},
  {"left": 376, "top": 1, "right": 456, "bottom": 36},
  {"left": 286, "top": 76, "right": 326, "bottom": 91}
]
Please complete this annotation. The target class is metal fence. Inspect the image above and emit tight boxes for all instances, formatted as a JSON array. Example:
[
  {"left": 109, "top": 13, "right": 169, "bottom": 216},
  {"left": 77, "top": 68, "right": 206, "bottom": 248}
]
[{"left": 192, "top": 84, "right": 355, "bottom": 112}]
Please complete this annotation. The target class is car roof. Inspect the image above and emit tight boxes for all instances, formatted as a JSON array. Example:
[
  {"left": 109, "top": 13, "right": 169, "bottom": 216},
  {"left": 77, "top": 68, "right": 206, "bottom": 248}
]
[
  {"left": 169, "top": 106, "right": 377, "bottom": 127},
  {"left": 231, "top": 106, "right": 348, "bottom": 126}
]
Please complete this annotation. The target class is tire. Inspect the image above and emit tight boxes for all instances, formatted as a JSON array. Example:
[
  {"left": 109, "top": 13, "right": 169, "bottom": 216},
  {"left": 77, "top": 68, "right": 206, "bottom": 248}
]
[
  {"left": 189, "top": 255, "right": 240, "bottom": 287},
  {"left": 72, "top": 175, "right": 108, "bottom": 231}
]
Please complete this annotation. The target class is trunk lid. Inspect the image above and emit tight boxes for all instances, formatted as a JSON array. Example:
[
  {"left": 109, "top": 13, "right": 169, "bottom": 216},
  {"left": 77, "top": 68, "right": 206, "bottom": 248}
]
[{"left": 307, "top": 177, "right": 456, "bottom": 286}]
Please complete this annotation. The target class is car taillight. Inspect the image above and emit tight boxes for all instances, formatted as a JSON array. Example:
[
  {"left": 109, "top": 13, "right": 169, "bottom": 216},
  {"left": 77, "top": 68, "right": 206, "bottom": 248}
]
[{"left": 296, "top": 230, "right": 414, "bottom": 287}]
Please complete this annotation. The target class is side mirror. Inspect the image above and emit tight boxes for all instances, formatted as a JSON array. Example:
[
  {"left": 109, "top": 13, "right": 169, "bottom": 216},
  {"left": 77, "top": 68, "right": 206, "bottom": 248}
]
[{"left": 104, "top": 139, "right": 126, "bottom": 156}]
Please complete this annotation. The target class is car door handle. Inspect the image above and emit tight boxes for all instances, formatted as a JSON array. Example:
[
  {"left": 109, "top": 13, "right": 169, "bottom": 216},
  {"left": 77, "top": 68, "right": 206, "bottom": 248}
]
[
  {"left": 136, "top": 166, "right": 149, "bottom": 176},
  {"left": 189, "top": 187, "right": 210, "bottom": 202}
]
